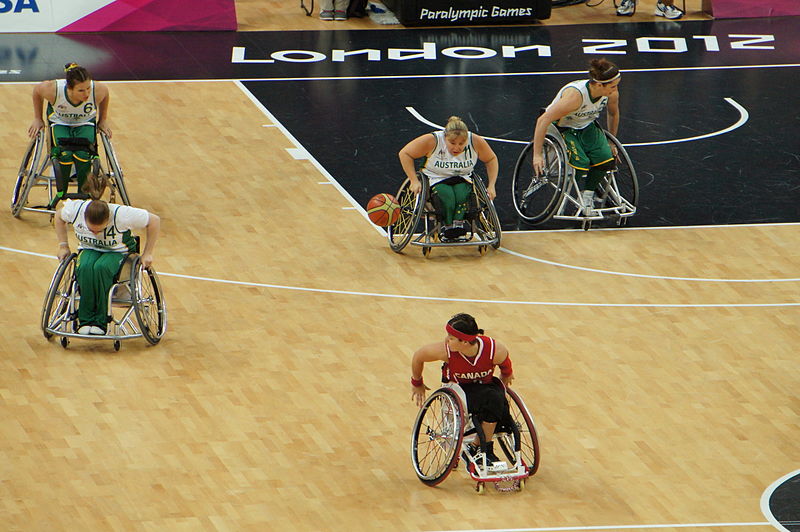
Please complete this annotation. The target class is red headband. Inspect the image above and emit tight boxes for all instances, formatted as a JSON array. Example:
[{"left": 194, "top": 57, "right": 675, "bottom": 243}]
[{"left": 446, "top": 323, "right": 477, "bottom": 342}]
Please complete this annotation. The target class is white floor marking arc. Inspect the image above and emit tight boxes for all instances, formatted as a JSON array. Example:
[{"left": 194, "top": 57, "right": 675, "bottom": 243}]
[
  {"left": 3, "top": 245, "right": 798, "bottom": 308},
  {"left": 406, "top": 98, "right": 748, "bottom": 148},
  {"left": 760, "top": 469, "right": 800, "bottom": 532}
]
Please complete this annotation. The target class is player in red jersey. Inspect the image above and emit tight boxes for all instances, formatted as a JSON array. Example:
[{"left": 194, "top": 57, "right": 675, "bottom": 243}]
[{"left": 411, "top": 313, "right": 514, "bottom": 467}]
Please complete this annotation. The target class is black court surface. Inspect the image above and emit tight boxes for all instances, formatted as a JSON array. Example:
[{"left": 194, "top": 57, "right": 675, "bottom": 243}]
[{"left": 3, "top": 16, "right": 799, "bottom": 231}]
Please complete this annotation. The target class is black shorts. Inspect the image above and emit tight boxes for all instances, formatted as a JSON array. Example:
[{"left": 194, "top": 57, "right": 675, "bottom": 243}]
[{"left": 460, "top": 380, "right": 507, "bottom": 423}]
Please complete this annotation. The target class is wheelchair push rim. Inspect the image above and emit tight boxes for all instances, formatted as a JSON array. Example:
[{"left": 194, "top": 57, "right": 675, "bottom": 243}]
[
  {"left": 512, "top": 140, "right": 567, "bottom": 225},
  {"left": 411, "top": 387, "right": 466, "bottom": 486}
]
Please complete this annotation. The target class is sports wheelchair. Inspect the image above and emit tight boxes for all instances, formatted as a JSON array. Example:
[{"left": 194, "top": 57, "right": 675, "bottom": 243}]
[
  {"left": 512, "top": 123, "right": 638, "bottom": 230},
  {"left": 41, "top": 250, "right": 167, "bottom": 351},
  {"left": 12, "top": 126, "right": 131, "bottom": 218},
  {"left": 387, "top": 172, "right": 501, "bottom": 257},
  {"left": 411, "top": 379, "right": 540, "bottom": 493}
]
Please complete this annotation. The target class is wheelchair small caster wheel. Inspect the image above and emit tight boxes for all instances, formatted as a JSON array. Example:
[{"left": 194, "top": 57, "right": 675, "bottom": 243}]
[
  {"left": 475, "top": 482, "right": 485, "bottom": 494},
  {"left": 60, "top": 337, "right": 68, "bottom": 349},
  {"left": 518, "top": 478, "right": 526, "bottom": 491},
  {"left": 113, "top": 340, "right": 121, "bottom": 352},
  {"left": 478, "top": 245, "right": 487, "bottom": 256},
  {"left": 422, "top": 246, "right": 432, "bottom": 258}
]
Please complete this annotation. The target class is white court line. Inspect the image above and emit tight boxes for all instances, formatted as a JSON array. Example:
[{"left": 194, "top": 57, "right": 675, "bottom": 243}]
[
  {"left": 232, "top": 80, "right": 385, "bottom": 237},
  {"left": 1, "top": 63, "right": 798, "bottom": 87},
  {"left": 3, "top": 246, "right": 798, "bottom": 308},
  {"left": 499, "top": 248, "right": 800, "bottom": 283},
  {"left": 760, "top": 469, "right": 800, "bottom": 532},
  {"left": 406, "top": 98, "right": 748, "bottom": 147},
  {"left": 430, "top": 522, "right": 771, "bottom": 532}
]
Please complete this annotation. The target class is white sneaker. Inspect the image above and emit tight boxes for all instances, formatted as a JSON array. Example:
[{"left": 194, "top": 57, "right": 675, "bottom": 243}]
[
  {"left": 89, "top": 326, "right": 106, "bottom": 335},
  {"left": 78, "top": 325, "right": 92, "bottom": 335},
  {"left": 654, "top": 1, "right": 683, "bottom": 18},
  {"left": 616, "top": 0, "right": 636, "bottom": 16}
]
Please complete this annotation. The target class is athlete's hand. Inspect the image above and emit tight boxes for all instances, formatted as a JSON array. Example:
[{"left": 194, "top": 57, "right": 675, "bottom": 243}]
[
  {"left": 97, "top": 120, "right": 112, "bottom": 139},
  {"left": 141, "top": 253, "right": 154, "bottom": 269},
  {"left": 486, "top": 184, "right": 497, "bottom": 201},
  {"left": 608, "top": 140, "right": 618, "bottom": 158},
  {"left": 409, "top": 179, "right": 421, "bottom": 196},
  {"left": 57, "top": 244, "right": 70, "bottom": 261},
  {"left": 501, "top": 373, "right": 514, "bottom": 388},
  {"left": 28, "top": 118, "right": 44, "bottom": 139},
  {"left": 411, "top": 383, "right": 430, "bottom": 407},
  {"left": 532, "top": 154, "right": 544, "bottom": 176}
]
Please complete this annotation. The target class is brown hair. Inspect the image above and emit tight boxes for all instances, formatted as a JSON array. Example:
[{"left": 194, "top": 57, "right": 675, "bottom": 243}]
[
  {"left": 64, "top": 62, "right": 92, "bottom": 88},
  {"left": 85, "top": 200, "right": 110, "bottom": 226},
  {"left": 81, "top": 169, "right": 108, "bottom": 200},
  {"left": 588, "top": 58, "right": 620, "bottom": 83},
  {"left": 444, "top": 116, "right": 469, "bottom": 140},
  {"left": 447, "top": 313, "right": 484, "bottom": 344}
]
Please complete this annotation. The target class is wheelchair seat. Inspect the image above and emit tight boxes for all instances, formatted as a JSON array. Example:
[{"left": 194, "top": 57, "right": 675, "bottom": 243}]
[
  {"left": 11, "top": 125, "right": 131, "bottom": 217},
  {"left": 41, "top": 249, "right": 167, "bottom": 351},
  {"left": 386, "top": 172, "right": 501, "bottom": 257},
  {"left": 411, "top": 379, "right": 540, "bottom": 493},
  {"left": 511, "top": 122, "right": 639, "bottom": 230}
]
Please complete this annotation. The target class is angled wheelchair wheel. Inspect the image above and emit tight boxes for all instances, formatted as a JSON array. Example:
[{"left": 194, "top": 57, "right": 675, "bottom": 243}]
[
  {"left": 131, "top": 257, "right": 167, "bottom": 345},
  {"left": 12, "top": 132, "right": 45, "bottom": 217},
  {"left": 41, "top": 253, "right": 78, "bottom": 340},
  {"left": 99, "top": 132, "right": 131, "bottom": 206},
  {"left": 512, "top": 138, "right": 567, "bottom": 224},
  {"left": 388, "top": 177, "right": 426, "bottom": 253},
  {"left": 504, "top": 387, "right": 540, "bottom": 476},
  {"left": 411, "top": 387, "right": 466, "bottom": 487},
  {"left": 472, "top": 176, "right": 502, "bottom": 249},
  {"left": 599, "top": 132, "right": 639, "bottom": 223}
]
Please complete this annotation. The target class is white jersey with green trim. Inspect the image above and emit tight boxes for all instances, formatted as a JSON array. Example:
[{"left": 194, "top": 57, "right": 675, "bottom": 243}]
[
  {"left": 548, "top": 80, "right": 608, "bottom": 130},
  {"left": 48, "top": 79, "right": 97, "bottom": 127},
  {"left": 421, "top": 130, "right": 477, "bottom": 186},
  {"left": 61, "top": 199, "right": 149, "bottom": 253}
]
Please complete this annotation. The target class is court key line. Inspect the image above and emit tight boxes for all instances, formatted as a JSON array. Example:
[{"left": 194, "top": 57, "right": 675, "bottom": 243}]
[
  {"left": 3, "top": 245, "right": 799, "bottom": 308},
  {"left": 406, "top": 98, "right": 748, "bottom": 147}
]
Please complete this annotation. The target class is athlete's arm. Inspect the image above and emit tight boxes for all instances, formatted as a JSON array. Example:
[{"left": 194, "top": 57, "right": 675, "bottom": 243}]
[
  {"left": 140, "top": 213, "right": 160, "bottom": 268},
  {"left": 410, "top": 342, "right": 448, "bottom": 407},
  {"left": 54, "top": 205, "right": 71, "bottom": 261},
  {"left": 493, "top": 341, "right": 514, "bottom": 387},
  {"left": 95, "top": 82, "right": 111, "bottom": 138},
  {"left": 399, "top": 134, "right": 435, "bottom": 196},
  {"left": 474, "top": 134, "right": 499, "bottom": 200},
  {"left": 28, "top": 80, "right": 55, "bottom": 138},
  {"left": 532, "top": 87, "right": 582, "bottom": 175}
]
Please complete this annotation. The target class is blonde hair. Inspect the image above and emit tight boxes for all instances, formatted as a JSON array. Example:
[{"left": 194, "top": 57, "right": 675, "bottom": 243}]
[{"left": 444, "top": 116, "right": 468, "bottom": 140}]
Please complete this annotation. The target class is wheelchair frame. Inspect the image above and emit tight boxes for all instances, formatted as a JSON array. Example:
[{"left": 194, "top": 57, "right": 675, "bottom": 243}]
[
  {"left": 512, "top": 123, "right": 639, "bottom": 230},
  {"left": 41, "top": 252, "right": 167, "bottom": 351},
  {"left": 11, "top": 126, "right": 131, "bottom": 218},
  {"left": 411, "top": 381, "right": 540, "bottom": 493},
  {"left": 387, "top": 172, "right": 501, "bottom": 257}
]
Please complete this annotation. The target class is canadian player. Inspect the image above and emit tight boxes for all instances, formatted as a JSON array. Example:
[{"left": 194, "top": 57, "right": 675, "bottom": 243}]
[{"left": 410, "top": 313, "right": 514, "bottom": 467}]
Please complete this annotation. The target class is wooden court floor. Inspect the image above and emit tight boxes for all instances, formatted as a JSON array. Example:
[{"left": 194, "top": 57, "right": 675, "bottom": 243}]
[{"left": 0, "top": 25, "right": 797, "bottom": 532}]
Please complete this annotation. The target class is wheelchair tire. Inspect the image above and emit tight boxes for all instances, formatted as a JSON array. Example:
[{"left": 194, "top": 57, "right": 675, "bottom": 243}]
[
  {"left": 512, "top": 139, "right": 567, "bottom": 224},
  {"left": 41, "top": 253, "right": 78, "bottom": 340},
  {"left": 388, "top": 177, "right": 426, "bottom": 253},
  {"left": 600, "top": 131, "right": 639, "bottom": 216},
  {"left": 472, "top": 176, "right": 502, "bottom": 249},
  {"left": 12, "top": 133, "right": 45, "bottom": 217},
  {"left": 411, "top": 387, "right": 466, "bottom": 487},
  {"left": 505, "top": 387, "right": 540, "bottom": 476},
  {"left": 131, "top": 257, "right": 167, "bottom": 345},
  {"left": 100, "top": 132, "right": 131, "bottom": 206}
]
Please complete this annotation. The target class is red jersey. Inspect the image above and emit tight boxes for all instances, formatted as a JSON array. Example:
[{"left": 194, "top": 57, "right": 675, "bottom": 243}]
[{"left": 443, "top": 335, "right": 496, "bottom": 384}]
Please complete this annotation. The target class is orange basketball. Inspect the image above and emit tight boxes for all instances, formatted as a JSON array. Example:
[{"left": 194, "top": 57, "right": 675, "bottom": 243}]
[{"left": 366, "top": 193, "right": 401, "bottom": 227}]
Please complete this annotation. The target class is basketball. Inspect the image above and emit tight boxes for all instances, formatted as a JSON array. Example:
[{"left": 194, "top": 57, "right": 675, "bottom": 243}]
[{"left": 366, "top": 193, "right": 400, "bottom": 227}]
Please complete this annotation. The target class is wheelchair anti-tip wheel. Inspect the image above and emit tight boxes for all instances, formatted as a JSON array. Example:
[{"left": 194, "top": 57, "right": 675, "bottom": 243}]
[{"left": 411, "top": 387, "right": 466, "bottom": 486}]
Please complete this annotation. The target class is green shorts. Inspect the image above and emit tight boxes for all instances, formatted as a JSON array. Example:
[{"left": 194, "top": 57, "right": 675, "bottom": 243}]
[{"left": 559, "top": 122, "right": 613, "bottom": 173}]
